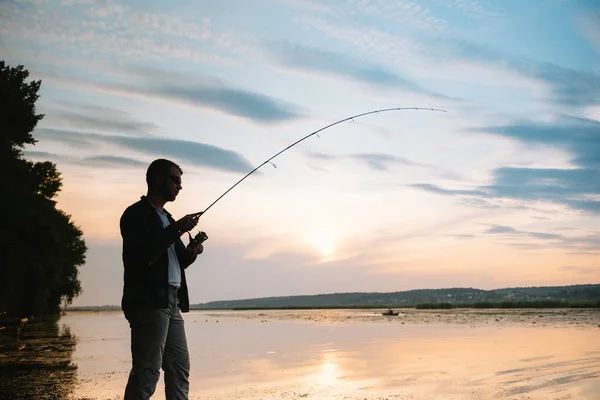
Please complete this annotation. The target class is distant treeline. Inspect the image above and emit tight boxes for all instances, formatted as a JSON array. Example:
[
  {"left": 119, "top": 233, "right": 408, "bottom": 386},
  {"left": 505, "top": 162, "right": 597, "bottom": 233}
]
[
  {"left": 189, "top": 300, "right": 600, "bottom": 311},
  {"left": 69, "top": 284, "right": 600, "bottom": 312},
  {"left": 193, "top": 284, "right": 600, "bottom": 310},
  {"left": 416, "top": 300, "right": 600, "bottom": 309}
]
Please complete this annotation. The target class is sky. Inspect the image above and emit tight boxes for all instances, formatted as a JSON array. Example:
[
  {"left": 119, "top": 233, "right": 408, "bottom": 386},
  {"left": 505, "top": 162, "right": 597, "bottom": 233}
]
[{"left": 2, "top": 0, "right": 599, "bottom": 306}]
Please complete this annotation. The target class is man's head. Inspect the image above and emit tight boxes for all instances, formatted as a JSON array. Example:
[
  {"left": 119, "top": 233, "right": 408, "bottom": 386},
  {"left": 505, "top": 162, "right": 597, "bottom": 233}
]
[{"left": 146, "top": 159, "right": 183, "bottom": 203}]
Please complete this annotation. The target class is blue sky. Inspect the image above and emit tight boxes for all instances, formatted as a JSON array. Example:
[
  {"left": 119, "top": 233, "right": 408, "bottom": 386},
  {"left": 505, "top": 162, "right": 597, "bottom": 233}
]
[{"left": 2, "top": 0, "right": 599, "bottom": 306}]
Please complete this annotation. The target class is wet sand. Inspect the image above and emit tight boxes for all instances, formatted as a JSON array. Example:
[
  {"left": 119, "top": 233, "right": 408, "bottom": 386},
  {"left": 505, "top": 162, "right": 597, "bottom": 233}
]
[{"left": 2, "top": 308, "right": 599, "bottom": 399}]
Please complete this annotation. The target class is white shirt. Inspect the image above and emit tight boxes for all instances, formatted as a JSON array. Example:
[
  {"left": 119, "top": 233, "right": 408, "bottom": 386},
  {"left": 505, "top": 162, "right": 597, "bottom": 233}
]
[{"left": 155, "top": 209, "right": 181, "bottom": 288}]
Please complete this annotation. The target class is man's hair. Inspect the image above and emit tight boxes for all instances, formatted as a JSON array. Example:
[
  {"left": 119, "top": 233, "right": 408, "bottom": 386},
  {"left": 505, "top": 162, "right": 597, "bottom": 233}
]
[{"left": 146, "top": 159, "right": 183, "bottom": 186}]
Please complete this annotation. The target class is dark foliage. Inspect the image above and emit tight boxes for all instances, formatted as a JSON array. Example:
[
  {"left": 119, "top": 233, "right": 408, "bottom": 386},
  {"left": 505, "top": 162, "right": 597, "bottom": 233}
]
[{"left": 0, "top": 61, "right": 87, "bottom": 317}]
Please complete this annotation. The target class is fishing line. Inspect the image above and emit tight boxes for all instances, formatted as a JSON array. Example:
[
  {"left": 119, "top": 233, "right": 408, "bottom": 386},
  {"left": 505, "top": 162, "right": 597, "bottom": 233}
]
[{"left": 188, "top": 107, "right": 447, "bottom": 243}]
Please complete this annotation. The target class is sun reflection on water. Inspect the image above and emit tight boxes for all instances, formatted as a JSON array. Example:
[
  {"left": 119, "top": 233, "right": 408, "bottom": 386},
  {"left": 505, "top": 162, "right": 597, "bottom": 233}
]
[{"left": 316, "top": 352, "right": 341, "bottom": 386}]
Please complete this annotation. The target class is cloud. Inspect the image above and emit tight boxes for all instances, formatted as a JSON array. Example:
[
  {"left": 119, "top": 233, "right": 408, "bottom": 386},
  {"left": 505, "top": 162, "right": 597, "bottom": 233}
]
[
  {"left": 512, "top": 59, "right": 600, "bottom": 108},
  {"left": 448, "top": 234, "right": 476, "bottom": 239},
  {"left": 149, "top": 80, "right": 301, "bottom": 123},
  {"left": 0, "top": 0, "right": 237, "bottom": 65},
  {"left": 351, "top": 153, "right": 424, "bottom": 171},
  {"left": 468, "top": 116, "right": 600, "bottom": 213},
  {"left": 407, "top": 116, "right": 600, "bottom": 214},
  {"left": 48, "top": 102, "right": 161, "bottom": 136},
  {"left": 36, "top": 128, "right": 255, "bottom": 173},
  {"left": 265, "top": 42, "right": 448, "bottom": 98},
  {"left": 280, "top": 0, "right": 334, "bottom": 14},
  {"left": 23, "top": 149, "right": 147, "bottom": 168},
  {"left": 78, "top": 155, "right": 147, "bottom": 167},
  {"left": 484, "top": 225, "right": 562, "bottom": 240},
  {"left": 23, "top": 150, "right": 59, "bottom": 159},
  {"left": 410, "top": 166, "right": 600, "bottom": 214},
  {"left": 484, "top": 166, "right": 600, "bottom": 203},
  {"left": 408, "top": 183, "right": 488, "bottom": 197},
  {"left": 306, "top": 151, "right": 460, "bottom": 178},
  {"left": 483, "top": 224, "right": 600, "bottom": 254},
  {"left": 292, "top": 16, "right": 425, "bottom": 66},
  {"left": 447, "top": 40, "right": 600, "bottom": 108},
  {"left": 431, "top": 0, "right": 503, "bottom": 18},
  {"left": 43, "top": 68, "right": 303, "bottom": 124},
  {"left": 35, "top": 127, "right": 96, "bottom": 149},
  {"left": 342, "top": 0, "right": 451, "bottom": 35}
]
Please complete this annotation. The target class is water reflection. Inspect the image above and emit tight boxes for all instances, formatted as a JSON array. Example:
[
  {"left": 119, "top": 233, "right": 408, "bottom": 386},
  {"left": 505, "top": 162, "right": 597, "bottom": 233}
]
[
  {"left": 64, "top": 310, "right": 600, "bottom": 400},
  {"left": 315, "top": 351, "right": 340, "bottom": 386},
  {"left": 0, "top": 316, "right": 78, "bottom": 400}
]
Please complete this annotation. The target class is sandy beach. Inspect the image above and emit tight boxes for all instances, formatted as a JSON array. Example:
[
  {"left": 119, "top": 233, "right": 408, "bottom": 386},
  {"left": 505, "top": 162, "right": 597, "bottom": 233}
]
[{"left": 1, "top": 308, "right": 599, "bottom": 399}]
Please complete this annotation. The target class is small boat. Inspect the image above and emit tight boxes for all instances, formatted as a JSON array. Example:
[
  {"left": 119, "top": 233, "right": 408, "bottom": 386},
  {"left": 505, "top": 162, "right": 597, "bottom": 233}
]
[{"left": 382, "top": 309, "right": 399, "bottom": 316}]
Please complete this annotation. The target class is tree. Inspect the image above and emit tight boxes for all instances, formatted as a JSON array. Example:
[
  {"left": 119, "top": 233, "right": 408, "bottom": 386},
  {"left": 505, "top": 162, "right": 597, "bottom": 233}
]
[{"left": 0, "top": 61, "right": 87, "bottom": 317}]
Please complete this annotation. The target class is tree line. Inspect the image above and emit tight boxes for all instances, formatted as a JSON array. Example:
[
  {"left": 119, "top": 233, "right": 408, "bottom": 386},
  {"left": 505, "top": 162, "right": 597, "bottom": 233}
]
[{"left": 1, "top": 61, "right": 87, "bottom": 317}]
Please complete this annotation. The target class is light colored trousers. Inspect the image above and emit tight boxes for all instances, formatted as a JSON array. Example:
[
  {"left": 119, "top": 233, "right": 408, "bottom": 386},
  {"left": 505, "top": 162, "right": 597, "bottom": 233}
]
[{"left": 124, "top": 286, "right": 190, "bottom": 400}]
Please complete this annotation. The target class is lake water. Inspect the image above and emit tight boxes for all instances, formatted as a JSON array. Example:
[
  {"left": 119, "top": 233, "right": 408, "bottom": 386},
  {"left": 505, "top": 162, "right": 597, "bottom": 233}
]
[{"left": 3, "top": 309, "right": 600, "bottom": 399}]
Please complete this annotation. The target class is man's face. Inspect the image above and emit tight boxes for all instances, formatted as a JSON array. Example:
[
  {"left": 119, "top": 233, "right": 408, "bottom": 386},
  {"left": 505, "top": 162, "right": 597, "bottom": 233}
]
[{"left": 158, "top": 166, "right": 182, "bottom": 202}]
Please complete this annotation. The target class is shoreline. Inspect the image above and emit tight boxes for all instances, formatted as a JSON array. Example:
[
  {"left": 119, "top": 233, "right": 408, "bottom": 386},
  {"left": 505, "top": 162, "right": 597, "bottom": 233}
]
[{"left": 65, "top": 302, "right": 600, "bottom": 313}]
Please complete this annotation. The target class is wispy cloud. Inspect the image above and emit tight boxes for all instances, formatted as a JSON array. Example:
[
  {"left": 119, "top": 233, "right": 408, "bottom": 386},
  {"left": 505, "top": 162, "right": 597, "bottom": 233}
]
[
  {"left": 410, "top": 166, "right": 600, "bottom": 214},
  {"left": 291, "top": 16, "right": 425, "bottom": 66},
  {"left": 47, "top": 102, "right": 161, "bottom": 136},
  {"left": 306, "top": 151, "right": 458, "bottom": 177},
  {"left": 485, "top": 167, "right": 600, "bottom": 208},
  {"left": 23, "top": 150, "right": 147, "bottom": 169},
  {"left": 448, "top": 40, "right": 600, "bottom": 108},
  {"left": 448, "top": 233, "right": 476, "bottom": 239},
  {"left": 42, "top": 67, "right": 303, "bottom": 124},
  {"left": 267, "top": 42, "right": 412, "bottom": 88},
  {"left": 0, "top": 0, "right": 238, "bottom": 65},
  {"left": 343, "top": 0, "right": 451, "bottom": 35},
  {"left": 79, "top": 155, "right": 147, "bottom": 167},
  {"left": 36, "top": 128, "right": 255, "bottom": 173},
  {"left": 409, "top": 114, "right": 600, "bottom": 214},
  {"left": 484, "top": 224, "right": 600, "bottom": 254},
  {"left": 431, "top": 0, "right": 504, "bottom": 18},
  {"left": 484, "top": 225, "right": 561, "bottom": 240},
  {"left": 285, "top": 3, "right": 598, "bottom": 111},
  {"left": 286, "top": 0, "right": 452, "bottom": 36},
  {"left": 265, "top": 42, "right": 450, "bottom": 99},
  {"left": 351, "top": 153, "right": 426, "bottom": 171},
  {"left": 147, "top": 80, "right": 301, "bottom": 123},
  {"left": 470, "top": 116, "right": 600, "bottom": 213},
  {"left": 408, "top": 183, "right": 488, "bottom": 197}
]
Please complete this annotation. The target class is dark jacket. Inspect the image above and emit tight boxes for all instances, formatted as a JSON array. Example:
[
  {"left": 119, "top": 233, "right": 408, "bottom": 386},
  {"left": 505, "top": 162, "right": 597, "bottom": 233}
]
[{"left": 120, "top": 196, "right": 197, "bottom": 313}]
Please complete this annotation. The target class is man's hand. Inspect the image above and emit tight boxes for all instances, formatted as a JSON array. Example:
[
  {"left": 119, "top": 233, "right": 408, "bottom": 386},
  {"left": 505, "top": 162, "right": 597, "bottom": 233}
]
[
  {"left": 186, "top": 239, "right": 204, "bottom": 256},
  {"left": 176, "top": 212, "right": 203, "bottom": 233}
]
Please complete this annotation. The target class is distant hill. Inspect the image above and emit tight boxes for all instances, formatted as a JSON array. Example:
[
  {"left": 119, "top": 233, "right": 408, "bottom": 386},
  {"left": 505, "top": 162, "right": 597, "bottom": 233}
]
[{"left": 191, "top": 284, "right": 600, "bottom": 309}]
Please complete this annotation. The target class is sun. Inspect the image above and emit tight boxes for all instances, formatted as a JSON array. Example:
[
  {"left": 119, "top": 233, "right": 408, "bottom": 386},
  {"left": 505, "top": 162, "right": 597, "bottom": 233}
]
[{"left": 310, "top": 227, "right": 336, "bottom": 261}]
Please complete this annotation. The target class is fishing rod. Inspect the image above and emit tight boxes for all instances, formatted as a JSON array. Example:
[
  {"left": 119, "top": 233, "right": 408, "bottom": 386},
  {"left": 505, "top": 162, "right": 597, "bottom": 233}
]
[{"left": 188, "top": 107, "right": 447, "bottom": 243}]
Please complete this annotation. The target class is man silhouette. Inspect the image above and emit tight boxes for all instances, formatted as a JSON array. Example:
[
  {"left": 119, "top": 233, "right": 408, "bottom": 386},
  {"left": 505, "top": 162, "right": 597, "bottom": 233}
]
[{"left": 120, "top": 159, "right": 205, "bottom": 399}]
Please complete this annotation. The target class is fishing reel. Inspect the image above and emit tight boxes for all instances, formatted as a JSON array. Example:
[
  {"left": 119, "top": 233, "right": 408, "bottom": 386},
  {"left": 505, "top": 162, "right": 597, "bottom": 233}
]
[{"left": 187, "top": 230, "right": 208, "bottom": 244}]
